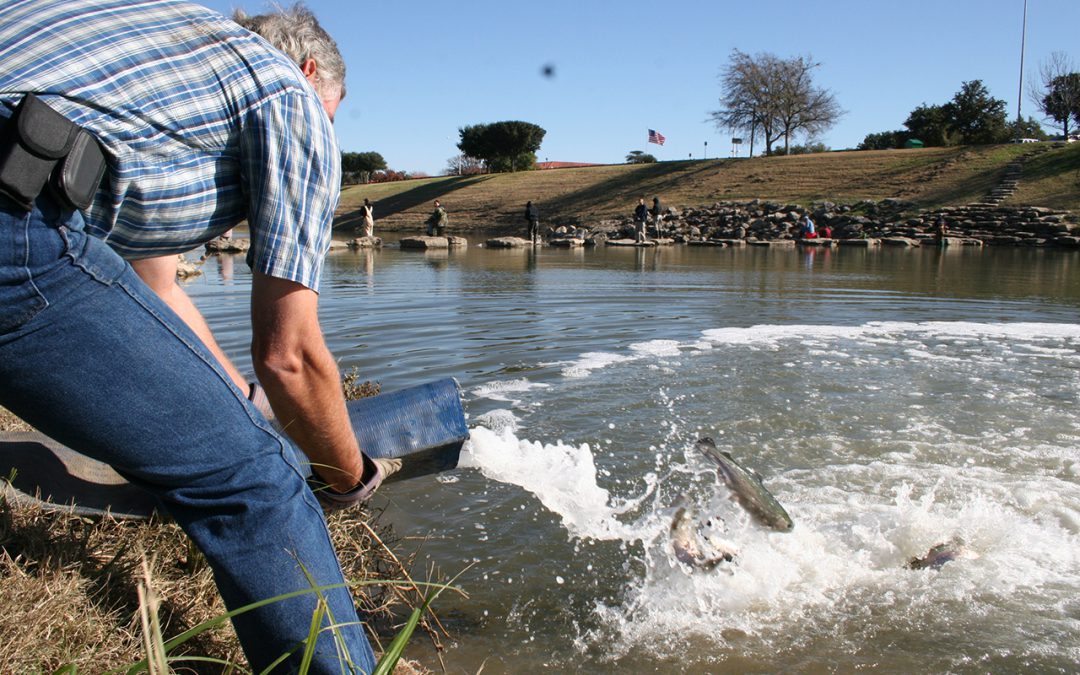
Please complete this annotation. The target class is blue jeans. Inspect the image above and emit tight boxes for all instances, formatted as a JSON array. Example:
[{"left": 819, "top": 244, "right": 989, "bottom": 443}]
[{"left": 0, "top": 194, "right": 376, "bottom": 674}]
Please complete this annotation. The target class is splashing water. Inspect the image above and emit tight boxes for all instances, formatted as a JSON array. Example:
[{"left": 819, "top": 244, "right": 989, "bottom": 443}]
[{"left": 456, "top": 321, "right": 1080, "bottom": 671}]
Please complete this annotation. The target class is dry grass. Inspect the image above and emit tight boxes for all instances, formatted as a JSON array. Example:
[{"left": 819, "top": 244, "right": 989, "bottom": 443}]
[
  {"left": 1, "top": 391, "right": 437, "bottom": 673},
  {"left": 0, "top": 496, "right": 434, "bottom": 672},
  {"left": 337, "top": 143, "right": 1078, "bottom": 235},
  {"left": 1005, "top": 142, "right": 1080, "bottom": 210},
  {"left": 0, "top": 407, "right": 32, "bottom": 433}
]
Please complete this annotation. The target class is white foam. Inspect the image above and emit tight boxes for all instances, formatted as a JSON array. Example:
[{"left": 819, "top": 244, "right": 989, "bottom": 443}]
[
  {"left": 628, "top": 339, "right": 683, "bottom": 358},
  {"left": 700, "top": 321, "right": 1080, "bottom": 347},
  {"left": 472, "top": 408, "right": 519, "bottom": 434},
  {"left": 560, "top": 351, "right": 635, "bottom": 378},
  {"left": 460, "top": 426, "right": 644, "bottom": 539},
  {"left": 471, "top": 378, "right": 550, "bottom": 403}
]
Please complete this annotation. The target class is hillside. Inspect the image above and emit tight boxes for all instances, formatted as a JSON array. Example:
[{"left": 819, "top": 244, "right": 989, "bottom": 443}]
[{"left": 335, "top": 143, "right": 1080, "bottom": 234}]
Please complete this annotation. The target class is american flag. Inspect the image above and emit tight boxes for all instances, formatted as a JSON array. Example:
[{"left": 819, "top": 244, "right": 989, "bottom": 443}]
[{"left": 648, "top": 129, "right": 666, "bottom": 146}]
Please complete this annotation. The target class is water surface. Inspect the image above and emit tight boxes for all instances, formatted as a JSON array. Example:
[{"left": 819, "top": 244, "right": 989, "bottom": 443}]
[{"left": 188, "top": 239, "right": 1080, "bottom": 673}]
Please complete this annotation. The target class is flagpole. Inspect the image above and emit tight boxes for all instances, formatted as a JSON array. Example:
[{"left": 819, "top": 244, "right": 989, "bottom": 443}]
[{"left": 1016, "top": 0, "right": 1028, "bottom": 139}]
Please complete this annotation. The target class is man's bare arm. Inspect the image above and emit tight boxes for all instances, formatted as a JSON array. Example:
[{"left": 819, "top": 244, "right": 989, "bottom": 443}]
[
  {"left": 131, "top": 256, "right": 249, "bottom": 391},
  {"left": 249, "top": 271, "right": 364, "bottom": 492}
]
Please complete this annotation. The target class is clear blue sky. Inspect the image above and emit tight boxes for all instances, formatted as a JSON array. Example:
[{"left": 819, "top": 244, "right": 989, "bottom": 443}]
[{"left": 197, "top": 0, "right": 1078, "bottom": 174}]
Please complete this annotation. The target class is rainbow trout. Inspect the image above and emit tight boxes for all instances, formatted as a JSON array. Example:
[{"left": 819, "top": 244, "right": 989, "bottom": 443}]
[
  {"left": 696, "top": 437, "right": 794, "bottom": 532},
  {"left": 669, "top": 501, "right": 735, "bottom": 570}
]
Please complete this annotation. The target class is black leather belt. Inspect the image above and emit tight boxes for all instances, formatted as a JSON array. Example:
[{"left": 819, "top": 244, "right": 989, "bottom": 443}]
[{"left": 0, "top": 94, "right": 106, "bottom": 212}]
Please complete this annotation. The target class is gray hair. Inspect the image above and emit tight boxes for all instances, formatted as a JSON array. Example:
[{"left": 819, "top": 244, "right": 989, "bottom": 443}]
[{"left": 233, "top": 3, "right": 346, "bottom": 99}]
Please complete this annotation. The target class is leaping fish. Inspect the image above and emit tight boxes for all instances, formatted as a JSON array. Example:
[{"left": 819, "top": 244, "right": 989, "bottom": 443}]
[
  {"left": 696, "top": 437, "right": 794, "bottom": 532},
  {"left": 669, "top": 501, "right": 735, "bottom": 570}
]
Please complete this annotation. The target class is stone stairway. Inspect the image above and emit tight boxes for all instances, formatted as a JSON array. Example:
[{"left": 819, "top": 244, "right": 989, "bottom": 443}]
[{"left": 982, "top": 145, "right": 1050, "bottom": 205}]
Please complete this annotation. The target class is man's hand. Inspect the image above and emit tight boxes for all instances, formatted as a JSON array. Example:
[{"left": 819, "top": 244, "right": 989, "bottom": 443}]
[{"left": 307, "top": 456, "right": 402, "bottom": 509}]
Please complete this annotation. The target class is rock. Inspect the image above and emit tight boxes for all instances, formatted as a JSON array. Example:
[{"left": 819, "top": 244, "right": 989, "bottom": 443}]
[
  {"left": 837, "top": 239, "right": 879, "bottom": 248},
  {"left": 346, "top": 236, "right": 382, "bottom": 249},
  {"left": 400, "top": 236, "right": 449, "bottom": 250},
  {"left": 176, "top": 255, "right": 202, "bottom": 279},
  {"left": 881, "top": 237, "right": 920, "bottom": 247},
  {"left": 204, "top": 236, "right": 249, "bottom": 254},
  {"left": 549, "top": 238, "right": 585, "bottom": 248},
  {"left": 485, "top": 237, "right": 531, "bottom": 249}
]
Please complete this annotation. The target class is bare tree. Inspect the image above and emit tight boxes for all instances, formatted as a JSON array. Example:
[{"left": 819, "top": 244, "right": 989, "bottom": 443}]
[
  {"left": 709, "top": 50, "right": 780, "bottom": 157},
  {"left": 1029, "top": 51, "right": 1080, "bottom": 140},
  {"left": 444, "top": 153, "right": 485, "bottom": 176},
  {"left": 709, "top": 50, "right": 842, "bottom": 156},
  {"left": 774, "top": 56, "right": 844, "bottom": 154}
]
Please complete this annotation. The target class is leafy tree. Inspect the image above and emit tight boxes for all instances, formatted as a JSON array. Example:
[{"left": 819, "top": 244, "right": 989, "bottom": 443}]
[
  {"left": 904, "top": 104, "right": 953, "bottom": 147},
  {"left": 1007, "top": 116, "right": 1047, "bottom": 141},
  {"left": 1043, "top": 73, "right": 1080, "bottom": 138},
  {"left": 457, "top": 121, "right": 546, "bottom": 172},
  {"left": 708, "top": 49, "right": 842, "bottom": 157},
  {"left": 857, "top": 130, "right": 909, "bottom": 150},
  {"left": 946, "top": 80, "right": 1009, "bottom": 145},
  {"left": 341, "top": 151, "right": 387, "bottom": 183},
  {"left": 625, "top": 150, "right": 657, "bottom": 164},
  {"left": 1030, "top": 52, "right": 1080, "bottom": 140},
  {"left": 784, "top": 142, "right": 831, "bottom": 155}
]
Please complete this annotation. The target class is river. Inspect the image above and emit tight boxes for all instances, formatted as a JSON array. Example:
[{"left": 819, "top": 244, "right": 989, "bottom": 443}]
[{"left": 188, "top": 235, "right": 1080, "bottom": 673}]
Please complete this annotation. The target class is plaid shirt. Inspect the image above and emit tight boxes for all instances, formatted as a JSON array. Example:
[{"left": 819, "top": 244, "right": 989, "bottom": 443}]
[{"left": 0, "top": 0, "right": 340, "bottom": 290}]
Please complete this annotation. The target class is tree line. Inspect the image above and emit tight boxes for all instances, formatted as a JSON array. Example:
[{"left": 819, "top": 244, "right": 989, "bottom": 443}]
[
  {"left": 343, "top": 51, "right": 1079, "bottom": 179},
  {"left": 860, "top": 53, "right": 1080, "bottom": 150}
]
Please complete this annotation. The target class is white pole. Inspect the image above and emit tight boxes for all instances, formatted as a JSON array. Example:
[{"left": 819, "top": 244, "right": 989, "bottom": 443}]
[{"left": 1016, "top": 0, "right": 1028, "bottom": 136}]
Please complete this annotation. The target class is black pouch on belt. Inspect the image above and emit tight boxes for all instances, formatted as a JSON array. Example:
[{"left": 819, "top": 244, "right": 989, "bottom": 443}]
[{"left": 0, "top": 94, "right": 106, "bottom": 212}]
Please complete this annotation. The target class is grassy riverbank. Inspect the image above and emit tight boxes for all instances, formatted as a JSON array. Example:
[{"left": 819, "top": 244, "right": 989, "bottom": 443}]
[
  {"left": 337, "top": 142, "right": 1080, "bottom": 234},
  {"left": 1, "top": 391, "right": 436, "bottom": 673}
]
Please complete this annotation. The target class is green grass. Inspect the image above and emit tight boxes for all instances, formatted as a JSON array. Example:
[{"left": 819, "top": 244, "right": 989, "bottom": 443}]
[{"left": 337, "top": 143, "right": 1078, "bottom": 235}]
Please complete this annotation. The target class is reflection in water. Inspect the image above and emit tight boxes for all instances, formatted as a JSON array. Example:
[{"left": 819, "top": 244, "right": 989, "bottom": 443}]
[{"left": 215, "top": 252, "right": 235, "bottom": 281}]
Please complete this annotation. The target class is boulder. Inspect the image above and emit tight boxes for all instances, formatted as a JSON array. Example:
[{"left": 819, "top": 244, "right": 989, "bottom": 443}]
[
  {"left": 400, "top": 236, "right": 449, "bottom": 250},
  {"left": 176, "top": 255, "right": 202, "bottom": 279},
  {"left": 204, "top": 236, "right": 249, "bottom": 254},
  {"left": 346, "top": 236, "right": 382, "bottom": 249},
  {"left": 549, "top": 238, "right": 585, "bottom": 248},
  {"left": 485, "top": 237, "right": 531, "bottom": 249}
]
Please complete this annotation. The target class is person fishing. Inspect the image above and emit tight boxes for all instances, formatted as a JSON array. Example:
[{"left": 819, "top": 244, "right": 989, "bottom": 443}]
[
  {"left": 634, "top": 198, "right": 649, "bottom": 242},
  {"left": 0, "top": 1, "right": 395, "bottom": 670},
  {"left": 427, "top": 199, "right": 449, "bottom": 236},
  {"left": 525, "top": 200, "right": 540, "bottom": 245}
]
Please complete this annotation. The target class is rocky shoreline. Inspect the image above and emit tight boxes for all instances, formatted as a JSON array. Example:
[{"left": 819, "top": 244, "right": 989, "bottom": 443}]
[{"left": 560, "top": 199, "right": 1080, "bottom": 249}]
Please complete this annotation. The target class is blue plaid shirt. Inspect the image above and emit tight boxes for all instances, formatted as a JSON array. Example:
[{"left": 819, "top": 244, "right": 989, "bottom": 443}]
[{"left": 0, "top": 0, "right": 341, "bottom": 290}]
